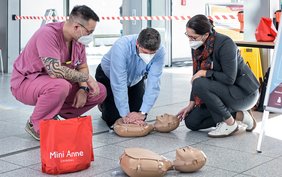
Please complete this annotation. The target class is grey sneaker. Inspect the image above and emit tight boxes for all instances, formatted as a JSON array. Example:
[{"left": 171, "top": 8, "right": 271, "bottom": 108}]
[
  {"left": 208, "top": 121, "right": 238, "bottom": 138},
  {"left": 25, "top": 120, "right": 40, "bottom": 141},
  {"left": 242, "top": 110, "right": 256, "bottom": 132}
]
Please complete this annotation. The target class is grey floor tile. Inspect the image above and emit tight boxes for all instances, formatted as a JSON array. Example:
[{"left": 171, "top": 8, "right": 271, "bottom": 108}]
[
  {"left": 93, "top": 167, "right": 129, "bottom": 177},
  {"left": 114, "top": 134, "right": 190, "bottom": 154},
  {"left": 0, "top": 121, "right": 27, "bottom": 139},
  {"left": 92, "top": 119, "right": 110, "bottom": 134},
  {"left": 0, "top": 167, "right": 52, "bottom": 177},
  {"left": 243, "top": 156, "right": 282, "bottom": 177},
  {"left": 61, "top": 156, "right": 118, "bottom": 177},
  {"left": 0, "top": 149, "right": 40, "bottom": 167},
  {"left": 27, "top": 156, "right": 119, "bottom": 177},
  {"left": 233, "top": 174, "right": 255, "bottom": 177},
  {"left": 204, "top": 129, "right": 282, "bottom": 158},
  {"left": 0, "top": 109, "right": 30, "bottom": 124},
  {"left": 93, "top": 141, "right": 107, "bottom": 149},
  {"left": 96, "top": 166, "right": 238, "bottom": 177},
  {"left": 166, "top": 167, "right": 238, "bottom": 177},
  {"left": 191, "top": 144, "right": 273, "bottom": 173},
  {"left": 155, "top": 125, "right": 210, "bottom": 143},
  {"left": 0, "top": 160, "right": 22, "bottom": 173},
  {"left": 94, "top": 144, "right": 126, "bottom": 161},
  {"left": 0, "top": 137, "right": 39, "bottom": 156},
  {"left": 93, "top": 132, "right": 133, "bottom": 145}
]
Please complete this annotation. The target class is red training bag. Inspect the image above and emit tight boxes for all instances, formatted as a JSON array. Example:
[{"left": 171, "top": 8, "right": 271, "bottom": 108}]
[{"left": 40, "top": 116, "right": 94, "bottom": 175}]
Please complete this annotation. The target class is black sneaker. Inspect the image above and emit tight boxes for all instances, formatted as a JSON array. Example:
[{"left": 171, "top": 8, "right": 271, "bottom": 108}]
[
  {"left": 98, "top": 104, "right": 103, "bottom": 112},
  {"left": 24, "top": 120, "right": 40, "bottom": 141}
]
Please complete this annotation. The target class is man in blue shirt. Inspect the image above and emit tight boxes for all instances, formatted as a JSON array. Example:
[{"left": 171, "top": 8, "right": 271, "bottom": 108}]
[{"left": 95, "top": 28, "right": 165, "bottom": 127}]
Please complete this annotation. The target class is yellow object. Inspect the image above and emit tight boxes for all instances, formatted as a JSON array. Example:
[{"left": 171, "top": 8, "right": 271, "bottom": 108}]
[
  {"left": 239, "top": 47, "right": 263, "bottom": 83},
  {"left": 65, "top": 61, "right": 72, "bottom": 64}
]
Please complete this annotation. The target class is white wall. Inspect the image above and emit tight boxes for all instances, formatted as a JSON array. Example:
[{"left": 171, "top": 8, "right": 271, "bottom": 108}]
[
  {"left": 20, "top": 0, "right": 64, "bottom": 49},
  {"left": 20, "top": 0, "right": 122, "bottom": 48},
  {"left": 8, "top": 0, "right": 20, "bottom": 72},
  {"left": 244, "top": 0, "right": 280, "bottom": 73},
  {"left": 69, "top": 0, "right": 122, "bottom": 36},
  {"left": 172, "top": 0, "right": 242, "bottom": 60}
]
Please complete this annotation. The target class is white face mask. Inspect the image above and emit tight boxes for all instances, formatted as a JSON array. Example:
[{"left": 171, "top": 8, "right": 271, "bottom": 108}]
[
  {"left": 189, "top": 40, "right": 204, "bottom": 50},
  {"left": 78, "top": 33, "right": 93, "bottom": 45},
  {"left": 139, "top": 53, "right": 156, "bottom": 64}
]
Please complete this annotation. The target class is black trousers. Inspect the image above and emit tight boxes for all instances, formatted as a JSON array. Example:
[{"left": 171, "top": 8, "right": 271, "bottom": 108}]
[
  {"left": 185, "top": 78, "right": 259, "bottom": 131},
  {"left": 95, "top": 64, "right": 145, "bottom": 127}
]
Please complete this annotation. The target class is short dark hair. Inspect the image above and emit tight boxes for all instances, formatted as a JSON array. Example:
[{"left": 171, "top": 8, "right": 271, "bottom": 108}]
[
  {"left": 137, "top": 28, "right": 161, "bottom": 51},
  {"left": 70, "top": 5, "right": 99, "bottom": 22},
  {"left": 186, "top": 14, "right": 213, "bottom": 35}
]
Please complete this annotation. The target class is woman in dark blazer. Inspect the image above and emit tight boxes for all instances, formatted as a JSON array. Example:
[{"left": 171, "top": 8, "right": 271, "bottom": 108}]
[{"left": 177, "top": 14, "right": 260, "bottom": 137}]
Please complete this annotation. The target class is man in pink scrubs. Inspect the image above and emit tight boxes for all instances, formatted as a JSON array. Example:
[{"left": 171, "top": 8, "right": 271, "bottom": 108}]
[{"left": 10, "top": 5, "right": 106, "bottom": 140}]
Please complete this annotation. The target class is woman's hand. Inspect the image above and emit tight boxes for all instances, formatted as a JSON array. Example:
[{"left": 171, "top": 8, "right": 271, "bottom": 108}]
[
  {"left": 176, "top": 101, "right": 195, "bottom": 121},
  {"left": 191, "top": 70, "right": 207, "bottom": 83}
]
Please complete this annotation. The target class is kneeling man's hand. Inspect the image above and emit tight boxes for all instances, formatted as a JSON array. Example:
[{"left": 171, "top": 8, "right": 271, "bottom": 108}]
[{"left": 122, "top": 112, "right": 146, "bottom": 125}]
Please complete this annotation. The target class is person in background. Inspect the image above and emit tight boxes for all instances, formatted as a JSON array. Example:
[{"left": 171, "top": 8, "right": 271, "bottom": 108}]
[
  {"left": 95, "top": 28, "right": 165, "bottom": 128},
  {"left": 177, "top": 14, "right": 260, "bottom": 137},
  {"left": 10, "top": 5, "right": 106, "bottom": 140}
]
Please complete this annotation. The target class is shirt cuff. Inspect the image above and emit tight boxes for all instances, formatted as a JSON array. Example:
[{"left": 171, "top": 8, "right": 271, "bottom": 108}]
[
  {"left": 140, "top": 105, "right": 150, "bottom": 114},
  {"left": 206, "top": 70, "right": 214, "bottom": 79},
  {"left": 119, "top": 109, "right": 129, "bottom": 117}
]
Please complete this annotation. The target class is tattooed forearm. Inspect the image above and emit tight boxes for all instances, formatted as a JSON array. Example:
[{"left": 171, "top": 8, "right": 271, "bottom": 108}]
[
  {"left": 61, "top": 66, "right": 89, "bottom": 82},
  {"left": 42, "top": 57, "right": 89, "bottom": 82}
]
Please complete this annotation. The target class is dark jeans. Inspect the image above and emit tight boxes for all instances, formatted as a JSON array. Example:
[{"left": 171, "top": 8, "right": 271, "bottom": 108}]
[
  {"left": 95, "top": 64, "right": 145, "bottom": 127},
  {"left": 185, "top": 78, "right": 259, "bottom": 131}
]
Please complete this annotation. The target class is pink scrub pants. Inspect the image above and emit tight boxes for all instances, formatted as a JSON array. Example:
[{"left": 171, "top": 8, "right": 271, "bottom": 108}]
[{"left": 11, "top": 75, "right": 106, "bottom": 133}]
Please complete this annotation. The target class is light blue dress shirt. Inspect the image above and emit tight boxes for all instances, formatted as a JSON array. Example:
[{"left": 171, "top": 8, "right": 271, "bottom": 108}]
[{"left": 101, "top": 34, "right": 165, "bottom": 117}]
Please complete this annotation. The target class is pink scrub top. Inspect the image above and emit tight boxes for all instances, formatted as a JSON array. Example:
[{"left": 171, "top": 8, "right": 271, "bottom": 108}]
[{"left": 10, "top": 22, "right": 87, "bottom": 89}]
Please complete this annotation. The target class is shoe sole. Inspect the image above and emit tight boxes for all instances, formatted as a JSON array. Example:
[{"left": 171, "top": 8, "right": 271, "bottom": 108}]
[
  {"left": 24, "top": 126, "right": 40, "bottom": 141},
  {"left": 208, "top": 126, "right": 239, "bottom": 138},
  {"left": 246, "top": 110, "right": 257, "bottom": 132}
]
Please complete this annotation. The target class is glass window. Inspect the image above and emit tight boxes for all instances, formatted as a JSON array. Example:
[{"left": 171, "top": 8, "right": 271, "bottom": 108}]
[
  {"left": 20, "top": 0, "right": 64, "bottom": 49},
  {"left": 69, "top": 0, "right": 122, "bottom": 57}
]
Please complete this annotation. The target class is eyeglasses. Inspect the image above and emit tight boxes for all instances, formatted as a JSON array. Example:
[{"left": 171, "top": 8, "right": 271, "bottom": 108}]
[
  {"left": 77, "top": 22, "right": 93, "bottom": 35},
  {"left": 184, "top": 32, "right": 202, "bottom": 41}
]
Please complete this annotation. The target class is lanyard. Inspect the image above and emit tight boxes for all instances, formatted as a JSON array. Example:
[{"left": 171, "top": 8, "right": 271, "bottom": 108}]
[{"left": 143, "top": 62, "right": 153, "bottom": 79}]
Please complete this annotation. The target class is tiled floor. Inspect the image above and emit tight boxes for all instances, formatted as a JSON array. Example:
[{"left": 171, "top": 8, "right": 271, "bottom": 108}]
[{"left": 1, "top": 59, "right": 282, "bottom": 177}]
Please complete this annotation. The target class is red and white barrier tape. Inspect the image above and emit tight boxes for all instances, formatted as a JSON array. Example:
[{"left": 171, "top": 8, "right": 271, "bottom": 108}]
[{"left": 14, "top": 15, "right": 238, "bottom": 21}]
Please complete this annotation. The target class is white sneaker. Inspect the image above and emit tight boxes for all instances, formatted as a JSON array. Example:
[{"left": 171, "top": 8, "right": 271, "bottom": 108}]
[
  {"left": 208, "top": 121, "right": 238, "bottom": 138},
  {"left": 242, "top": 110, "right": 256, "bottom": 132}
]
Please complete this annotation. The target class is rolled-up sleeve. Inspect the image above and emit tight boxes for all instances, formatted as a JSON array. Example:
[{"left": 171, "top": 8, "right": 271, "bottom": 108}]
[{"left": 109, "top": 42, "right": 130, "bottom": 117}]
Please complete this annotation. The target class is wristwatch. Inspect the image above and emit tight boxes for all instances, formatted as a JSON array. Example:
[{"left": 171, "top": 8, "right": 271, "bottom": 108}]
[{"left": 79, "top": 86, "right": 90, "bottom": 93}]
